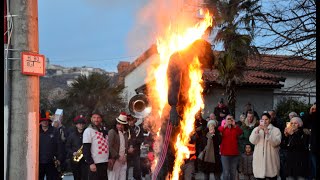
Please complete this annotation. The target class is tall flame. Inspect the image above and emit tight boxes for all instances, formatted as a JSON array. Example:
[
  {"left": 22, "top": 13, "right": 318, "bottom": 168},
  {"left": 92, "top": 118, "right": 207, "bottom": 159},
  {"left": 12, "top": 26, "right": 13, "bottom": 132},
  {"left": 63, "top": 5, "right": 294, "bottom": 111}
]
[
  {"left": 146, "top": 10, "right": 213, "bottom": 179},
  {"left": 171, "top": 57, "right": 204, "bottom": 179},
  {"left": 148, "top": 11, "right": 212, "bottom": 117}
]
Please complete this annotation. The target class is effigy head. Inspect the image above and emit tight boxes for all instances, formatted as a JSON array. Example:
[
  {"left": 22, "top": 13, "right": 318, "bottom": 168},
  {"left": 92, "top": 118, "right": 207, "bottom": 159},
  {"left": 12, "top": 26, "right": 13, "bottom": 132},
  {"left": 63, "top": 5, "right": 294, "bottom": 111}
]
[{"left": 183, "top": 39, "right": 215, "bottom": 70}]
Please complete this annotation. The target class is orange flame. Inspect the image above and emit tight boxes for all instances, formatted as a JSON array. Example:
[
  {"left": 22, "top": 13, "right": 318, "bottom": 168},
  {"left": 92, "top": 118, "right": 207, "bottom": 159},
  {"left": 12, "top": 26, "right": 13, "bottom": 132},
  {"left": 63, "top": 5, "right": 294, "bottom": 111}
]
[
  {"left": 171, "top": 57, "right": 204, "bottom": 179},
  {"left": 145, "top": 9, "right": 212, "bottom": 179},
  {"left": 147, "top": 11, "right": 212, "bottom": 117}
]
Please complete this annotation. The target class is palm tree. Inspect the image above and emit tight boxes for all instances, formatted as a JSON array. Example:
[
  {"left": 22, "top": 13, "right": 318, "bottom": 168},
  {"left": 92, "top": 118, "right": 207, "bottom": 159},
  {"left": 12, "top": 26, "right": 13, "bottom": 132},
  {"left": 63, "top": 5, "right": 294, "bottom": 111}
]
[
  {"left": 59, "top": 73, "right": 126, "bottom": 127},
  {"left": 204, "top": 0, "right": 260, "bottom": 115}
]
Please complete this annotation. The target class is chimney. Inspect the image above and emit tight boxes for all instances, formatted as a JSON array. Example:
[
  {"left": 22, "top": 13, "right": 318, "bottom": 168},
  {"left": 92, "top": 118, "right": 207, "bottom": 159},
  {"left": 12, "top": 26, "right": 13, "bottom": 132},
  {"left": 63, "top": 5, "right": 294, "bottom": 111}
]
[{"left": 117, "top": 61, "right": 130, "bottom": 74}]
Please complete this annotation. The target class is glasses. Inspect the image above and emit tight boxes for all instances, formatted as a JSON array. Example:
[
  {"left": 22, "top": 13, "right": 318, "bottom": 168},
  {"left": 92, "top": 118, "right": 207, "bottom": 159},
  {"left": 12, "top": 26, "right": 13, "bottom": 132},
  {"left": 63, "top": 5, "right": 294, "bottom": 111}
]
[{"left": 227, "top": 118, "right": 232, "bottom": 120}]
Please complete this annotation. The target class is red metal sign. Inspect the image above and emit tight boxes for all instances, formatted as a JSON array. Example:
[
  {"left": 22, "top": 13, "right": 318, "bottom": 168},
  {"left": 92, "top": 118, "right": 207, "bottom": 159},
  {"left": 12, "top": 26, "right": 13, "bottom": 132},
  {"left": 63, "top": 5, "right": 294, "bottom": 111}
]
[{"left": 21, "top": 52, "right": 46, "bottom": 76}]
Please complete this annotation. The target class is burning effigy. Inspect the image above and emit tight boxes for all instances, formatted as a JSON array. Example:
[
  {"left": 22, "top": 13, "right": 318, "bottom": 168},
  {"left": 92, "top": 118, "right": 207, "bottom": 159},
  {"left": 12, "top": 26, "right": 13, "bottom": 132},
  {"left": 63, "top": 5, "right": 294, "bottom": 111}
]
[{"left": 140, "top": 10, "right": 215, "bottom": 180}]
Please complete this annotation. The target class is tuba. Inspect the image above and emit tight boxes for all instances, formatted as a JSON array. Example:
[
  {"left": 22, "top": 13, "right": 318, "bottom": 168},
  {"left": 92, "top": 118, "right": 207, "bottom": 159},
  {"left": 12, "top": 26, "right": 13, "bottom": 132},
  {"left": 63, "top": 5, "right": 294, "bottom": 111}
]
[
  {"left": 73, "top": 145, "right": 83, "bottom": 162},
  {"left": 128, "top": 94, "right": 151, "bottom": 119}
]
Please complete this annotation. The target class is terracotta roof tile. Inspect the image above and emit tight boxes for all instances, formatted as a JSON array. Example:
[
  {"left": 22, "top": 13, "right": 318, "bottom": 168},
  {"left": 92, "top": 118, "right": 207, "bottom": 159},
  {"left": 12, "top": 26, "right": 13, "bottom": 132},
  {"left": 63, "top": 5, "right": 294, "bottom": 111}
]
[
  {"left": 203, "top": 69, "right": 284, "bottom": 87},
  {"left": 247, "top": 55, "right": 316, "bottom": 72}
]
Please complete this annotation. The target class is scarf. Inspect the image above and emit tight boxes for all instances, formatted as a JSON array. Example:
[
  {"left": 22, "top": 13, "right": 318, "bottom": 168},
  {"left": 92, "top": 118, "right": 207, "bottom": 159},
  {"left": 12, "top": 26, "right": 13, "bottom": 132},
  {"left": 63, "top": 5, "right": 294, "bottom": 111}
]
[{"left": 204, "top": 132, "right": 216, "bottom": 163}]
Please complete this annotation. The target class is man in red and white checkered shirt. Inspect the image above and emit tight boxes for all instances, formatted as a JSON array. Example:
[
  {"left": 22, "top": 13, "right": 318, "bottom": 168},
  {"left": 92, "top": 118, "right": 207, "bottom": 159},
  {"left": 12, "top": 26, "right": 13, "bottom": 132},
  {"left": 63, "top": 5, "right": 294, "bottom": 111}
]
[{"left": 83, "top": 111, "right": 109, "bottom": 180}]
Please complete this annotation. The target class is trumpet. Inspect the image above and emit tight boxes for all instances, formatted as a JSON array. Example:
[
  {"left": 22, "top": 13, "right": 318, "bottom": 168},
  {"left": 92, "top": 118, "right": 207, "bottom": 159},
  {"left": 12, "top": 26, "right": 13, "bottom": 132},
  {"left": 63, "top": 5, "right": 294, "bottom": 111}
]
[{"left": 73, "top": 145, "right": 83, "bottom": 162}]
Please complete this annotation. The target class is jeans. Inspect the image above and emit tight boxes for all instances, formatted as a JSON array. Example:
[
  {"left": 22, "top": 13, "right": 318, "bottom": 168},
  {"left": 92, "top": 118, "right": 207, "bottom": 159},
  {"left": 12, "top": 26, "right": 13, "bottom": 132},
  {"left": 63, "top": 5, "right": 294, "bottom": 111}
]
[
  {"left": 221, "top": 155, "right": 239, "bottom": 180},
  {"left": 308, "top": 152, "right": 317, "bottom": 180},
  {"left": 279, "top": 149, "right": 287, "bottom": 180}
]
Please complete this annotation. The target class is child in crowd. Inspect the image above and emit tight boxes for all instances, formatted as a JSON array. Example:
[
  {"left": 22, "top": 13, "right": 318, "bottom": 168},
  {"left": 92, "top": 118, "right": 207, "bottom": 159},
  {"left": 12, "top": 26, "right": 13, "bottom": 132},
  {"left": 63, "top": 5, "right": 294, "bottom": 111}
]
[{"left": 239, "top": 144, "right": 255, "bottom": 180}]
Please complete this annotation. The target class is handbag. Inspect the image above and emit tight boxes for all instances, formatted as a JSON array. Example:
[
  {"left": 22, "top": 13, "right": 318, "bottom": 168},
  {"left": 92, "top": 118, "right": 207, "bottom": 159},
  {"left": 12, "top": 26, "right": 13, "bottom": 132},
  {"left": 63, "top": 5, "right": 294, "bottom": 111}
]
[{"left": 197, "top": 149, "right": 206, "bottom": 161}]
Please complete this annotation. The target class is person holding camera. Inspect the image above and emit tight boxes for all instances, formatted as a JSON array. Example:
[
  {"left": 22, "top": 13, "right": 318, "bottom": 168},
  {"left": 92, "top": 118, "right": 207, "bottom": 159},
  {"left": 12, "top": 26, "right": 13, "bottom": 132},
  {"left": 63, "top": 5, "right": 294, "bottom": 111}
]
[
  {"left": 218, "top": 114, "right": 243, "bottom": 180},
  {"left": 249, "top": 113, "right": 282, "bottom": 180},
  {"left": 282, "top": 116, "right": 309, "bottom": 179}
]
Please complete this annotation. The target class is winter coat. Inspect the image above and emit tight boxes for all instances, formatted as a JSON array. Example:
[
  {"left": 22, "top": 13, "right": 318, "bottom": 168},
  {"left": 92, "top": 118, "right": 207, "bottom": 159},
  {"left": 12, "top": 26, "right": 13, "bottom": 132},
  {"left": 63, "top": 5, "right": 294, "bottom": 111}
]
[
  {"left": 39, "top": 125, "right": 64, "bottom": 163},
  {"left": 218, "top": 125, "right": 243, "bottom": 156},
  {"left": 249, "top": 124, "right": 281, "bottom": 178},
  {"left": 202, "top": 131, "right": 222, "bottom": 173},
  {"left": 65, "top": 130, "right": 84, "bottom": 159},
  {"left": 214, "top": 105, "right": 230, "bottom": 122},
  {"left": 127, "top": 124, "right": 144, "bottom": 157},
  {"left": 108, "top": 128, "right": 128, "bottom": 160},
  {"left": 239, "top": 123, "right": 257, "bottom": 153},
  {"left": 239, "top": 153, "right": 253, "bottom": 175},
  {"left": 281, "top": 128, "right": 309, "bottom": 177}
]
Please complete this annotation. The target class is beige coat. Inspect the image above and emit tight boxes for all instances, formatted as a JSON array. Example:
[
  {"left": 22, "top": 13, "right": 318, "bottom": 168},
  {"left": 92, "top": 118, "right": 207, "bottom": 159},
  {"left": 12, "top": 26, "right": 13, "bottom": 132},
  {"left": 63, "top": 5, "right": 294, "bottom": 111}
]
[{"left": 249, "top": 124, "right": 281, "bottom": 178}]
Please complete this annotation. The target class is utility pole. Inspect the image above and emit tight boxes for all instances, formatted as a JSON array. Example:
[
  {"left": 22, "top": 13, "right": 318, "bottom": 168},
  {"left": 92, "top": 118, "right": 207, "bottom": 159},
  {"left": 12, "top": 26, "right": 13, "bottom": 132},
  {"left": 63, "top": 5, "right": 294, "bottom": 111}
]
[{"left": 7, "top": 0, "right": 40, "bottom": 179}]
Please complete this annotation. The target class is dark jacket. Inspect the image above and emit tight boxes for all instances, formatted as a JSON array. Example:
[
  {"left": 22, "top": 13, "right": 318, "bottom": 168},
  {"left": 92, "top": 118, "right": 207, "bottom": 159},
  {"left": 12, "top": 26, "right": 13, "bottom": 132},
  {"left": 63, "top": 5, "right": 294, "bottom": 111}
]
[
  {"left": 65, "top": 129, "right": 84, "bottom": 159},
  {"left": 214, "top": 105, "right": 230, "bottom": 123},
  {"left": 39, "top": 125, "right": 64, "bottom": 163},
  {"left": 281, "top": 128, "right": 309, "bottom": 177},
  {"left": 127, "top": 124, "right": 144, "bottom": 157},
  {"left": 303, "top": 112, "right": 317, "bottom": 153},
  {"left": 239, "top": 152, "right": 253, "bottom": 175}
]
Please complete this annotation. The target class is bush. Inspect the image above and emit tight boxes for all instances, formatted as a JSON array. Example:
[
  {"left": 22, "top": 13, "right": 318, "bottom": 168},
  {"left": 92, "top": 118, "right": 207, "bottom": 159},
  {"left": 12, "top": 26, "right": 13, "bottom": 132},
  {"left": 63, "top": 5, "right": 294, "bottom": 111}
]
[{"left": 275, "top": 98, "right": 310, "bottom": 122}]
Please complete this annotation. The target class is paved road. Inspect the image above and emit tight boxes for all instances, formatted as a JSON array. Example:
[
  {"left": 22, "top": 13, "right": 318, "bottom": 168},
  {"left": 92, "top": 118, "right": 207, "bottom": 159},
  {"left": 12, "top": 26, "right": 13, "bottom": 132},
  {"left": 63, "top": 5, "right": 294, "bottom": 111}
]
[
  {"left": 61, "top": 170, "right": 212, "bottom": 180},
  {"left": 60, "top": 168, "right": 284, "bottom": 180}
]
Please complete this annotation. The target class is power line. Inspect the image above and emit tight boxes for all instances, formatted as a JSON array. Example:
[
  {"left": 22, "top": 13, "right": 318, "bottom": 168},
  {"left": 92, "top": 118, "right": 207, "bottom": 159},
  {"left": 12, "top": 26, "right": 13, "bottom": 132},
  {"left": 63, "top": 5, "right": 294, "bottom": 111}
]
[{"left": 48, "top": 55, "right": 140, "bottom": 63}]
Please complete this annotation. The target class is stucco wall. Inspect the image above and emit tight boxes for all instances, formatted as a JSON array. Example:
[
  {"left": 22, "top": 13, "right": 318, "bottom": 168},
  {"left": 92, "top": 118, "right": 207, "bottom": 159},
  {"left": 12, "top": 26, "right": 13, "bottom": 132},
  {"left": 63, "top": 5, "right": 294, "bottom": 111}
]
[
  {"left": 273, "top": 72, "right": 316, "bottom": 106},
  {"left": 123, "top": 54, "right": 160, "bottom": 103},
  {"left": 203, "top": 87, "right": 274, "bottom": 120}
]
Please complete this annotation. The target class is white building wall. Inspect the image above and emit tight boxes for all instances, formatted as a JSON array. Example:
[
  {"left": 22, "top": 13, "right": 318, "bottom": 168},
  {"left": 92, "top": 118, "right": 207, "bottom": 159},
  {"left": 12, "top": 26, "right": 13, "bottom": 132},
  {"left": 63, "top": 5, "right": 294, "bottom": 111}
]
[
  {"left": 203, "top": 87, "right": 274, "bottom": 120},
  {"left": 273, "top": 72, "right": 316, "bottom": 106},
  {"left": 123, "top": 54, "right": 160, "bottom": 104}
]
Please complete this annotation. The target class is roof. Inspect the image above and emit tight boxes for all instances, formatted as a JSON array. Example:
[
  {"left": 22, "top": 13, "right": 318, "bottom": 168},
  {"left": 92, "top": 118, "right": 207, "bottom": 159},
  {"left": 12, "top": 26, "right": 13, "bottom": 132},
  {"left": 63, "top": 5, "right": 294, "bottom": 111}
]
[
  {"left": 120, "top": 44, "right": 158, "bottom": 77},
  {"left": 246, "top": 54, "right": 316, "bottom": 72},
  {"left": 120, "top": 45, "right": 315, "bottom": 88},
  {"left": 203, "top": 69, "right": 285, "bottom": 88}
]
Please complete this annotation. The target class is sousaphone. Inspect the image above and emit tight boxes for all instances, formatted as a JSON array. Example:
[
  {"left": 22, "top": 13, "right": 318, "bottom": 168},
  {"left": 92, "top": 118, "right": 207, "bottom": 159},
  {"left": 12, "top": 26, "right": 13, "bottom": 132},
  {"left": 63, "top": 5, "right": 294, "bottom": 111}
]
[{"left": 128, "top": 94, "right": 151, "bottom": 119}]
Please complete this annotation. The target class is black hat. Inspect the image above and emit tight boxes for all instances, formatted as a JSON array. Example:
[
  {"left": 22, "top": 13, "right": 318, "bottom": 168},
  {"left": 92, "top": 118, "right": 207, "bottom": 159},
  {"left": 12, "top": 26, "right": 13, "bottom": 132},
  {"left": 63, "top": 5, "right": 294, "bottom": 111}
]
[{"left": 73, "top": 115, "right": 87, "bottom": 124}]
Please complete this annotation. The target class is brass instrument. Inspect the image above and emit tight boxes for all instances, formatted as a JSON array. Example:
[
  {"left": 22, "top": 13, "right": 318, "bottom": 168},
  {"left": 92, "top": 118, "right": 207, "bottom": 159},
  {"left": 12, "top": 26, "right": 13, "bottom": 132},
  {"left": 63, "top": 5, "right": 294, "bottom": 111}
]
[
  {"left": 128, "top": 94, "right": 151, "bottom": 119},
  {"left": 73, "top": 145, "right": 83, "bottom": 162}
]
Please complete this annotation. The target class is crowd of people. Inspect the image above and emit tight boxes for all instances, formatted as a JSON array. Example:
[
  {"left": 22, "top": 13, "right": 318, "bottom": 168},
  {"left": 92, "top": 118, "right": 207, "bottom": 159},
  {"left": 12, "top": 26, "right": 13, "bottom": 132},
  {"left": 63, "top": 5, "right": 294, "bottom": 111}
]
[{"left": 38, "top": 100, "right": 317, "bottom": 180}]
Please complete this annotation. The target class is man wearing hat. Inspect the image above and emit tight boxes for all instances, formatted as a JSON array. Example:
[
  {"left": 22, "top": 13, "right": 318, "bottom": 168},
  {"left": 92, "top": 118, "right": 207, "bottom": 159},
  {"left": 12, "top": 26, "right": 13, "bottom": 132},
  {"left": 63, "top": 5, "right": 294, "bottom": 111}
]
[
  {"left": 108, "top": 112, "right": 129, "bottom": 180},
  {"left": 66, "top": 115, "right": 88, "bottom": 180},
  {"left": 126, "top": 114, "right": 144, "bottom": 180},
  {"left": 39, "top": 109, "right": 64, "bottom": 180},
  {"left": 83, "top": 111, "right": 109, "bottom": 180}
]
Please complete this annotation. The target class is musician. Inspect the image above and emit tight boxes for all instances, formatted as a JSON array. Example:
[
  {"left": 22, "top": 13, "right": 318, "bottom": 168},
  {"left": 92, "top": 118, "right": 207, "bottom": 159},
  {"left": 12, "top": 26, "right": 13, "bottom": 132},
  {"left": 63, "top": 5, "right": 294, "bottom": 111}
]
[
  {"left": 126, "top": 114, "right": 144, "bottom": 180},
  {"left": 66, "top": 115, "right": 88, "bottom": 180},
  {"left": 39, "top": 109, "right": 64, "bottom": 180}
]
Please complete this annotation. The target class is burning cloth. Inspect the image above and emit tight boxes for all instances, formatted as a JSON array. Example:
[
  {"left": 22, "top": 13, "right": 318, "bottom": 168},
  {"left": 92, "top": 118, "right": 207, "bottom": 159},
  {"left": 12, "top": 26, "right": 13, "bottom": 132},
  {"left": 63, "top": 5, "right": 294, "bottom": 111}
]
[{"left": 152, "top": 39, "right": 215, "bottom": 180}]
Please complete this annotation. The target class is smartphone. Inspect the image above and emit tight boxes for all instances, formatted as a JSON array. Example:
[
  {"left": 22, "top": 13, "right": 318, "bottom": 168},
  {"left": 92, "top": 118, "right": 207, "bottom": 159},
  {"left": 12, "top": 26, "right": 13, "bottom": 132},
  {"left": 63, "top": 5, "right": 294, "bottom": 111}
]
[
  {"left": 259, "top": 119, "right": 265, "bottom": 126},
  {"left": 286, "top": 121, "right": 290, "bottom": 128}
]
